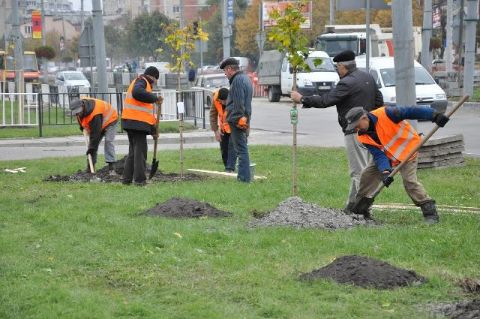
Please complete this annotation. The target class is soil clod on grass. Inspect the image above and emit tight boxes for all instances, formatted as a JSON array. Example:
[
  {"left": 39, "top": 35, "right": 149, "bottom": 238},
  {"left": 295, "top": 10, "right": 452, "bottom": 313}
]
[
  {"left": 144, "top": 197, "right": 232, "bottom": 218},
  {"left": 300, "top": 255, "right": 426, "bottom": 289},
  {"left": 44, "top": 157, "right": 204, "bottom": 183},
  {"left": 430, "top": 299, "right": 480, "bottom": 319},
  {"left": 460, "top": 278, "right": 480, "bottom": 294},
  {"left": 249, "top": 197, "right": 373, "bottom": 229}
]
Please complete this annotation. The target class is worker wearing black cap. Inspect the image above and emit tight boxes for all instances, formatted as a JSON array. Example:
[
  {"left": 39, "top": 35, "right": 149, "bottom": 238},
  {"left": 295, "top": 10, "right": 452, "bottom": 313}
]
[
  {"left": 220, "top": 57, "right": 253, "bottom": 182},
  {"left": 291, "top": 50, "right": 384, "bottom": 212},
  {"left": 121, "top": 66, "right": 162, "bottom": 186}
]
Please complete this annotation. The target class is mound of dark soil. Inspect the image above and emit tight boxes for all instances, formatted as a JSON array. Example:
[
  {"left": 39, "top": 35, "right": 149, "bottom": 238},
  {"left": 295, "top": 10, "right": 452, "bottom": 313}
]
[
  {"left": 44, "top": 157, "right": 203, "bottom": 183},
  {"left": 144, "top": 197, "right": 232, "bottom": 218},
  {"left": 430, "top": 299, "right": 480, "bottom": 319},
  {"left": 300, "top": 255, "right": 426, "bottom": 289}
]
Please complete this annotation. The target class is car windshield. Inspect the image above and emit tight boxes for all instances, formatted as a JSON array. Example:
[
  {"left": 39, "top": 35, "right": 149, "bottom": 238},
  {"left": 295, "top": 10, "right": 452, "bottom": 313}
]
[
  {"left": 64, "top": 72, "right": 86, "bottom": 81},
  {"left": 380, "top": 67, "right": 436, "bottom": 87},
  {"left": 305, "top": 57, "right": 336, "bottom": 72},
  {"left": 204, "top": 77, "right": 229, "bottom": 88},
  {"left": 5, "top": 55, "right": 38, "bottom": 71}
]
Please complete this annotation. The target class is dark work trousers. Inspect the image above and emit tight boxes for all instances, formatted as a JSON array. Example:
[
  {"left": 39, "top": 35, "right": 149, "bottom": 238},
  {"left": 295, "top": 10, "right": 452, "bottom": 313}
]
[
  {"left": 220, "top": 132, "right": 237, "bottom": 171},
  {"left": 123, "top": 130, "right": 148, "bottom": 184}
]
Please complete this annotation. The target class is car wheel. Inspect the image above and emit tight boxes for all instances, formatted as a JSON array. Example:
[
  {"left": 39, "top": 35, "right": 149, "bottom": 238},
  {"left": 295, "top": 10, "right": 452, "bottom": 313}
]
[{"left": 268, "top": 86, "right": 280, "bottom": 102}]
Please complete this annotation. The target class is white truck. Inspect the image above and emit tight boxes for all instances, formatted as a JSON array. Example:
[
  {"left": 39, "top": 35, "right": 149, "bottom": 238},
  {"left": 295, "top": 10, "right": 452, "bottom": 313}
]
[
  {"left": 257, "top": 50, "right": 339, "bottom": 102},
  {"left": 316, "top": 24, "right": 422, "bottom": 60}
]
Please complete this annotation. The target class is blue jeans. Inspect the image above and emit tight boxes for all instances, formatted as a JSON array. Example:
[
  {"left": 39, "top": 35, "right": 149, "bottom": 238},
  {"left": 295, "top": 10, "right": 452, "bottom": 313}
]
[{"left": 230, "top": 125, "right": 251, "bottom": 182}]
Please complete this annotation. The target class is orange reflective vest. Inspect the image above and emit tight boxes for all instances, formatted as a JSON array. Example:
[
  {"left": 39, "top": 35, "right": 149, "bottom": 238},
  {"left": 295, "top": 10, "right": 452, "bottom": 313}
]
[
  {"left": 213, "top": 90, "right": 231, "bottom": 134},
  {"left": 122, "top": 76, "right": 156, "bottom": 125},
  {"left": 357, "top": 107, "right": 421, "bottom": 164},
  {"left": 78, "top": 98, "right": 118, "bottom": 133}
]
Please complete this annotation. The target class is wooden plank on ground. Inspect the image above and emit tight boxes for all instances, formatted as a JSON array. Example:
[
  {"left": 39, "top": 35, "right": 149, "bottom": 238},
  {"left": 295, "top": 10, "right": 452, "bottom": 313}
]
[{"left": 187, "top": 169, "right": 267, "bottom": 180}]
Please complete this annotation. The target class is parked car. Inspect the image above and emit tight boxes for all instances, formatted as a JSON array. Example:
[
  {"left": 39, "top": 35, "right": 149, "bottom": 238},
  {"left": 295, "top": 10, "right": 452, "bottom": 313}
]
[
  {"left": 192, "top": 73, "right": 230, "bottom": 108},
  {"left": 55, "top": 70, "right": 91, "bottom": 90},
  {"left": 356, "top": 56, "right": 447, "bottom": 113}
]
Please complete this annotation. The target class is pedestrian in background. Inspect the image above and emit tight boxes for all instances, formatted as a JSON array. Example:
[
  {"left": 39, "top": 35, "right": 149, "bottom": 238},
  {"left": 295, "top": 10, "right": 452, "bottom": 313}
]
[
  {"left": 70, "top": 97, "right": 118, "bottom": 173},
  {"left": 220, "top": 57, "right": 253, "bottom": 182},
  {"left": 121, "top": 66, "right": 162, "bottom": 186},
  {"left": 209, "top": 88, "right": 236, "bottom": 172},
  {"left": 291, "top": 50, "right": 384, "bottom": 212}
]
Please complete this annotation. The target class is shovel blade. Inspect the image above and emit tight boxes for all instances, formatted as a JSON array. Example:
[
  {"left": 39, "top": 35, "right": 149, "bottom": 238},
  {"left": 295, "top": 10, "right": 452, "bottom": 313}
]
[
  {"left": 352, "top": 196, "right": 375, "bottom": 214},
  {"left": 149, "top": 159, "right": 159, "bottom": 179}
]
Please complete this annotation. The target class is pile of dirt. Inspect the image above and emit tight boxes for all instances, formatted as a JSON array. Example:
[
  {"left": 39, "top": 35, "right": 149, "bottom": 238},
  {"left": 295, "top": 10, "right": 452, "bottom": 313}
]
[
  {"left": 300, "top": 255, "right": 426, "bottom": 289},
  {"left": 430, "top": 299, "right": 480, "bottom": 319},
  {"left": 144, "top": 197, "right": 232, "bottom": 218},
  {"left": 44, "top": 157, "right": 203, "bottom": 183},
  {"left": 249, "top": 197, "right": 372, "bottom": 229}
]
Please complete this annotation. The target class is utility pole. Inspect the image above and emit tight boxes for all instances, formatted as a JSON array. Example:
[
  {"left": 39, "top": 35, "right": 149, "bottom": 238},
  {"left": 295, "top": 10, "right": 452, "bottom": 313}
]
[
  {"left": 446, "top": 0, "right": 453, "bottom": 73},
  {"left": 12, "top": 0, "right": 24, "bottom": 123},
  {"left": 92, "top": 0, "right": 108, "bottom": 95},
  {"left": 329, "top": 0, "right": 335, "bottom": 25},
  {"left": 421, "top": 0, "right": 432, "bottom": 71},
  {"left": 457, "top": 0, "right": 465, "bottom": 74},
  {"left": 391, "top": 0, "right": 416, "bottom": 111},
  {"left": 222, "top": 0, "right": 231, "bottom": 59},
  {"left": 80, "top": 0, "right": 85, "bottom": 32},
  {"left": 463, "top": 0, "right": 478, "bottom": 96},
  {"left": 365, "top": 0, "right": 370, "bottom": 73}
]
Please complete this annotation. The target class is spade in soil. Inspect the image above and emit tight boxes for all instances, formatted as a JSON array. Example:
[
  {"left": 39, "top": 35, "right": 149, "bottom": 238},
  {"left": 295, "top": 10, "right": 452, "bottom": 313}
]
[
  {"left": 143, "top": 198, "right": 232, "bottom": 218},
  {"left": 300, "top": 255, "right": 426, "bottom": 289}
]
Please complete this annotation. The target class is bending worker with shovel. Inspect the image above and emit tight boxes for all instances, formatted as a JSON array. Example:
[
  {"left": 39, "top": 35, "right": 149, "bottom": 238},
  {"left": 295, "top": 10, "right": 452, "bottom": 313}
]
[
  {"left": 70, "top": 98, "right": 118, "bottom": 174},
  {"left": 344, "top": 105, "right": 451, "bottom": 224}
]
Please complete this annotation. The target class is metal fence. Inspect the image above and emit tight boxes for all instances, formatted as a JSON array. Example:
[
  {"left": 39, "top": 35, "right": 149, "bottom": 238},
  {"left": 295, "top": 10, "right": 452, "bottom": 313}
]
[{"left": 0, "top": 92, "right": 39, "bottom": 127}]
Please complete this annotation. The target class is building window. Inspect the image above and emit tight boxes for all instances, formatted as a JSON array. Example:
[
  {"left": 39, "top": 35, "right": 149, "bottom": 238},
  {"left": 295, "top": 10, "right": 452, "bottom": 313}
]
[
  {"left": 25, "top": 25, "right": 32, "bottom": 35},
  {"left": 173, "top": 6, "right": 180, "bottom": 13}
]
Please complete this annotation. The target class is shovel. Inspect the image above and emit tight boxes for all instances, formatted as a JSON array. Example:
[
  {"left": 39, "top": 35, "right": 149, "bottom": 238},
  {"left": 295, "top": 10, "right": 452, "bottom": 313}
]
[
  {"left": 149, "top": 97, "right": 164, "bottom": 179},
  {"left": 83, "top": 130, "right": 95, "bottom": 173},
  {"left": 352, "top": 95, "right": 469, "bottom": 214}
]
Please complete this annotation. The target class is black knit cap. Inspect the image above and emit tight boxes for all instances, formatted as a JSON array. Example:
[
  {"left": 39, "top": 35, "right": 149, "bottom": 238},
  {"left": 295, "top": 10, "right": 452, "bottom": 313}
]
[
  {"left": 218, "top": 88, "right": 229, "bottom": 100},
  {"left": 219, "top": 57, "right": 239, "bottom": 70},
  {"left": 333, "top": 50, "right": 356, "bottom": 63},
  {"left": 144, "top": 66, "right": 160, "bottom": 79}
]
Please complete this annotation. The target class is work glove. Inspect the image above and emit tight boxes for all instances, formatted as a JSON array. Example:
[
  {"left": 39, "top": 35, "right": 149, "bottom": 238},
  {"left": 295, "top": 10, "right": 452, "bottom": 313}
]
[
  {"left": 237, "top": 116, "right": 249, "bottom": 130},
  {"left": 86, "top": 148, "right": 95, "bottom": 156},
  {"left": 382, "top": 170, "right": 394, "bottom": 187},
  {"left": 432, "top": 112, "right": 449, "bottom": 127}
]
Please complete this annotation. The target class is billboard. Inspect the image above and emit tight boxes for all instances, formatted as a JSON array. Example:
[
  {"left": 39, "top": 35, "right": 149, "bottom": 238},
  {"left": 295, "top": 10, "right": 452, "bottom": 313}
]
[
  {"left": 262, "top": 1, "right": 312, "bottom": 29},
  {"left": 336, "top": 0, "right": 390, "bottom": 11},
  {"left": 32, "top": 10, "right": 42, "bottom": 39}
]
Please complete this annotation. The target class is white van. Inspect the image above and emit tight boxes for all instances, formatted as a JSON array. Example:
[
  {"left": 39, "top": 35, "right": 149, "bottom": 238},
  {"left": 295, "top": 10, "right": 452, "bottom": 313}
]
[{"left": 356, "top": 57, "right": 447, "bottom": 112}]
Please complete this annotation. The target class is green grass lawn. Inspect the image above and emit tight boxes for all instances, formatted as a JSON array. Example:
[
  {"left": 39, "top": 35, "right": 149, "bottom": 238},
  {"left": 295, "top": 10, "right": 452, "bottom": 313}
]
[{"left": 1, "top": 146, "right": 479, "bottom": 318}]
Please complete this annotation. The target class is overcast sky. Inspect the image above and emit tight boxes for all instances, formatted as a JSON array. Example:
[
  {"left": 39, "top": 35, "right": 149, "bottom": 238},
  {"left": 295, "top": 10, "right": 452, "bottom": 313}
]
[{"left": 70, "top": 0, "right": 93, "bottom": 12}]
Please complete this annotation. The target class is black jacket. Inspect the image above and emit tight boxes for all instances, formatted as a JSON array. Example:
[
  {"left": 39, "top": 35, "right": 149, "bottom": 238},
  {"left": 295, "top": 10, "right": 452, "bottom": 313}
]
[
  {"left": 121, "top": 77, "right": 158, "bottom": 134},
  {"left": 302, "top": 68, "right": 384, "bottom": 134}
]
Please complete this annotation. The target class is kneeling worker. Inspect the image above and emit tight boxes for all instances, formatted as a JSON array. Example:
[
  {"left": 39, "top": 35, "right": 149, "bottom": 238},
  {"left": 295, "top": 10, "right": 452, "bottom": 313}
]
[
  {"left": 70, "top": 98, "right": 118, "bottom": 173},
  {"left": 345, "top": 105, "right": 449, "bottom": 223},
  {"left": 210, "top": 88, "right": 237, "bottom": 172}
]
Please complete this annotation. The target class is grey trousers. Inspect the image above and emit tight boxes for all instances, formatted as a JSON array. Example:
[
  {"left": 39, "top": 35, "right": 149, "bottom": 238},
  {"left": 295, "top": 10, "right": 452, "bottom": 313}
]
[
  {"left": 344, "top": 133, "right": 370, "bottom": 206},
  {"left": 103, "top": 123, "right": 117, "bottom": 163},
  {"left": 356, "top": 157, "right": 432, "bottom": 206}
]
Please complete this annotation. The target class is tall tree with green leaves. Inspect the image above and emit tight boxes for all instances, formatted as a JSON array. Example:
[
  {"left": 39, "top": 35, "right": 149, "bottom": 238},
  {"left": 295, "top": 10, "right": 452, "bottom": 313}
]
[{"left": 268, "top": 1, "right": 312, "bottom": 196}]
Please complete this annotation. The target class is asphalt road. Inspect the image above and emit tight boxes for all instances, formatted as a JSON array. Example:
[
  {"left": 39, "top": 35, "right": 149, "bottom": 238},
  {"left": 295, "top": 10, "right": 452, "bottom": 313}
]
[{"left": 250, "top": 97, "right": 480, "bottom": 157}]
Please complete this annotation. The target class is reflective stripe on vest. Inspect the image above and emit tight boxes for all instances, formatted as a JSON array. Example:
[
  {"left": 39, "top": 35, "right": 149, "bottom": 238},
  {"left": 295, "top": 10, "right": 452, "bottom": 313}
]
[
  {"left": 122, "top": 76, "right": 156, "bottom": 125},
  {"left": 357, "top": 107, "right": 420, "bottom": 163},
  {"left": 79, "top": 98, "right": 118, "bottom": 133},
  {"left": 213, "top": 90, "right": 231, "bottom": 133}
]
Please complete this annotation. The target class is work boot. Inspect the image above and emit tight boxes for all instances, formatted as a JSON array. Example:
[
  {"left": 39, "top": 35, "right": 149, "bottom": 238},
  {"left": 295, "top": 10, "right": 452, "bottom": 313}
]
[
  {"left": 343, "top": 202, "right": 356, "bottom": 215},
  {"left": 420, "top": 200, "right": 439, "bottom": 224},
  {"left": 107, "top": 162, "right": 117, "bottom": 176}
]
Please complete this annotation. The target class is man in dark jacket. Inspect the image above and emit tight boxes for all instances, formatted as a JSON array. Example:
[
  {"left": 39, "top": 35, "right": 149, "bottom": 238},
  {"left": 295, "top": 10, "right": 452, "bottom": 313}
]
[
  {"left": 70, "top": 98, "right": 118, "bottom": 173},
  {"left": 291, "top": 50, "right": 384, "bottom": 211},
  {"left": 220, "top": 57, "right": 253, "bottom": 182},
  {"left": 121, "top": 66, "right": 162, "bottom": 186}
]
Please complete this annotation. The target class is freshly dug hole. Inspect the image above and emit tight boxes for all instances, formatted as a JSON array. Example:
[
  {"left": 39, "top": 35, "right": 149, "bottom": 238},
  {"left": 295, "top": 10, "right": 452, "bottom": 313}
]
[{"left": 143, "top": 197, "right": 232, "bottom": 218}]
